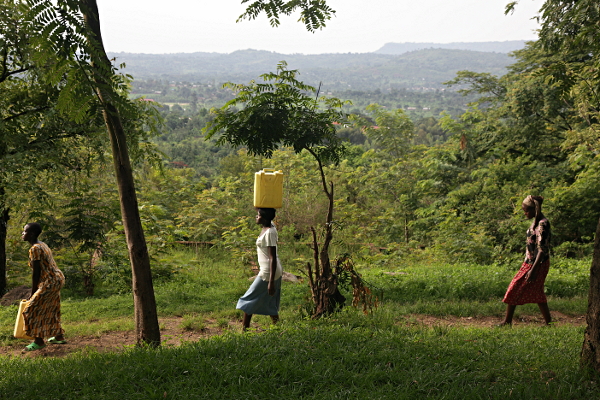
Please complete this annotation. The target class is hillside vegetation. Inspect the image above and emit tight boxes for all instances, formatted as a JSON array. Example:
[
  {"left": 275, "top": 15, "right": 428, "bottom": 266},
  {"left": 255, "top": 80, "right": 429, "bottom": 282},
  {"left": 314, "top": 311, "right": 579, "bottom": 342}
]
[{"left": 111, "top": 48, "right": 513, "bottom": 92}]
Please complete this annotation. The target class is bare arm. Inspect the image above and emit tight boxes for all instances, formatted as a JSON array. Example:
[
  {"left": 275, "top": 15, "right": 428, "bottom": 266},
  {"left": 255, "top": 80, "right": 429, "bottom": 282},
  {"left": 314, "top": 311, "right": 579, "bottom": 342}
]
[
  {"left": 525, "top": 249, "right": 544, "bottom": 283},
  {"left": 267, "top": 246, "right": 277, "bottom": 296},
  {"left": 31, "top": 260, "right": 41, "bottom": 297},
  {"left": 526, "top": 220, "right": 549, "bottom": 283}
]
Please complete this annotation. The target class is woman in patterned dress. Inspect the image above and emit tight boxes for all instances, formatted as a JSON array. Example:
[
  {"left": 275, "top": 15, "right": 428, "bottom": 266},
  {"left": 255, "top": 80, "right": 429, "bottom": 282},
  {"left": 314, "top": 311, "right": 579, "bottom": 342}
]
[
  {"left": 236, "top": 208, "right": 282, "bottom": 331},
  {"left": 498, "top": 196, "right": 552, "bottom": 326},
  {"left": 21, "top": 222, "right": 66, "bottom": 351}
]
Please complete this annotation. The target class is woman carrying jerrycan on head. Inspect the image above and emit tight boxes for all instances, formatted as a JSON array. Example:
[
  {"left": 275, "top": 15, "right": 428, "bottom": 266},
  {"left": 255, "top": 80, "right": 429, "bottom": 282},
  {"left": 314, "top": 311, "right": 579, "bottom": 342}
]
[{"left": 236, "top": 208, "right": 283, "bottom": 331}]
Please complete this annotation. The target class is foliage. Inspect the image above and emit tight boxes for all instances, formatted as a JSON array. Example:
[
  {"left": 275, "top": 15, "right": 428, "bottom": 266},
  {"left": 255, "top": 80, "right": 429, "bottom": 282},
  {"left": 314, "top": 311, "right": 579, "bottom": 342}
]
[
  {"left": 238, "top": 0, "right": 335, "bottom": 32},
  {"left": 0, "top": 0, "right": 106, "bottom": 200},
  {"left": 220, "top": 216, "right": 257, "bottom": 267},
  {"left": 349, "top": 103, "right": 414, "bottom": 161},
  {"left": 334, "top": 254, "right": 378, "bottom": 314},
  {"left": 23, "top": 0, "right": 163, "bottom": 164},
  {"left": 0, "top": 0, "right": 119, "bottom": 296},
  {"left": 205, "top": 61, "right": 348, "bottom": 163}
]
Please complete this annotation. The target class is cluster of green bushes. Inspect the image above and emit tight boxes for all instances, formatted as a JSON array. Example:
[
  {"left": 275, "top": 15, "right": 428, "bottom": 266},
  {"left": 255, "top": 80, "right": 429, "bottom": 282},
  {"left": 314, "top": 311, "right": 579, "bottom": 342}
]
[{"left": 6, "top": 115, "right": 596, "bottom": 297}]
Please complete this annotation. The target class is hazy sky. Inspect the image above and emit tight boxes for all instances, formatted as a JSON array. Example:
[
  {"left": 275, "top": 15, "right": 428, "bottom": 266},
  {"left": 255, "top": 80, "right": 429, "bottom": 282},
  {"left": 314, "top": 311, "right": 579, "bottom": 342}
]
[{"left": 98, "top": 0, "right": 544, "bottom": 55}]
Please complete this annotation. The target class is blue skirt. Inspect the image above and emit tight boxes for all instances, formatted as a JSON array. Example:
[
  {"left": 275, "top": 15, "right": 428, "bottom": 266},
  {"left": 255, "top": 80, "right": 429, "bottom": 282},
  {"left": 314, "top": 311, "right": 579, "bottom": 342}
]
[{"left": 236, "top": 276, "right": 281, "bottom": 316}]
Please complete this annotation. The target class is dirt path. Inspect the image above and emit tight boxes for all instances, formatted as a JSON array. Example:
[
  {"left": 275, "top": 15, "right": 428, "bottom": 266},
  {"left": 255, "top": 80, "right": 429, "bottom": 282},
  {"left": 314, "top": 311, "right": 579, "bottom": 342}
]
[
  {"left": 1, "top": 313, "right": 586, "bottom": 358},
  {"left": 1, "top": 317, "right": 238, "bottom": 358},
  {"left": 397, "top": 311, "right": 586, "bottom": 329}
]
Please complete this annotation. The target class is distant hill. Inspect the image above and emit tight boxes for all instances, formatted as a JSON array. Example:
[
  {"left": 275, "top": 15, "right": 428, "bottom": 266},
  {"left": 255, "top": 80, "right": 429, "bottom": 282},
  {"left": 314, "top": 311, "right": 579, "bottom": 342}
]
[
  {"left": 109, "top": 49, "right": 396, "bottom": 80},
  {"left": 324, "top": 49, "right": 512, "bottom": 90},
  {"left": 109, "top": 48, "right": 515, "bottom": 91},
  {"left": 375, "top": 41, "right": 528, "bottom": 54}
]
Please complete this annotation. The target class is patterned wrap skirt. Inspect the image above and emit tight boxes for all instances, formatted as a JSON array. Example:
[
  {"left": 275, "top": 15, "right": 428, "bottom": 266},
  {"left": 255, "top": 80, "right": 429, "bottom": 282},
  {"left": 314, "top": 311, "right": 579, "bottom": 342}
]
[
  {"left": 236, "top": 276, "right": 282, "bottom": 316},
  {"left": 502, "top": 260, "right": 550, "bottom": 305},
  {"left": 23, "top": 277, "right": 65, "bottom": 338}
]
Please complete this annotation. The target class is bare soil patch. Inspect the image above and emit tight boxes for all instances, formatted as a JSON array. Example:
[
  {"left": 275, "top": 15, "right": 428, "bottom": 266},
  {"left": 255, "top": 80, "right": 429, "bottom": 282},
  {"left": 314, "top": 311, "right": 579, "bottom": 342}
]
[
  {"left": 0, "top": 317, "right": 235, "bottom": 358},
  {"left": 397, "top": 312, "right": 586, "bottom": 328},
  {"left": 0, "top": 313, "right": 586, "bottom": 358},
  {"left": 1, "top": 286, "right": 31, "bottom": 306}
]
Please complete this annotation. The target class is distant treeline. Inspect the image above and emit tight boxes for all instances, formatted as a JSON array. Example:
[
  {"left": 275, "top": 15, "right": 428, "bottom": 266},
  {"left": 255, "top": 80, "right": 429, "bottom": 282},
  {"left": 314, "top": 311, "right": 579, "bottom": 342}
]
[
  {"left": 112, "top": 48, "right": 513, "bottom": 92},
  {"left": 135, "top": 81, "right": 479, "bottom": 120}
]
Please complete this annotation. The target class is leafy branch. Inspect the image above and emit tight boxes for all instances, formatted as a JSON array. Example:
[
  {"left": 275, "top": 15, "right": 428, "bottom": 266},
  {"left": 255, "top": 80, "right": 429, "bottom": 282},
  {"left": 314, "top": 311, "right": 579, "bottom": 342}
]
[{"left": 238, "top": 0, "right": 335, "bottom": 32}]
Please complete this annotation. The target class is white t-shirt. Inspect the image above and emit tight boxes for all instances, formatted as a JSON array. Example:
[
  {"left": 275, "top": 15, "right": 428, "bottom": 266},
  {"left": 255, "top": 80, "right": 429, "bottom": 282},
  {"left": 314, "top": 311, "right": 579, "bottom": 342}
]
[{"left": 256, "top": 225, "right": 283, "bottom": 281}]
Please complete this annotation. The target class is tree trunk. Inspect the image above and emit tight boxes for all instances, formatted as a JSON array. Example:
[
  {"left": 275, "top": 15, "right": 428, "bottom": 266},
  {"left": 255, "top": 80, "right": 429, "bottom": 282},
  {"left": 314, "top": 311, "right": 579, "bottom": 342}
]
[
  {"left": 310, "top": 177, "right": 345, "bottom": 318},
  {"left": 0, "top": 199, "right": 8, "bottom": 296},
  {"left": 82, "top": 0, "right": 160, "bottom": 346},
  {"left": 581, "top": 216, "right": 600, "bottom": 371}
]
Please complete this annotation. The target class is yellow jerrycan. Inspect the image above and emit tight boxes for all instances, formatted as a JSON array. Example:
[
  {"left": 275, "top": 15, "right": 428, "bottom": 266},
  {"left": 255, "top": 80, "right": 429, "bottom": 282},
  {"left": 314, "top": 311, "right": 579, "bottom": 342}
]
[
  {"left": 253, "top": 168, "right": 283, "bottom": 208},
  {"left": 14, "top": 299, "right": 33, "bottom": 339}
]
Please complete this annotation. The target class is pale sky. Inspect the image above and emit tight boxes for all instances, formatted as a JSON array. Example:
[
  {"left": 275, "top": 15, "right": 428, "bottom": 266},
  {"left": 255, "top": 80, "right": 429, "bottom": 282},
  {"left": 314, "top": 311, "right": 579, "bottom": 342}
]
[{"left": 98, "top": 0, "right": 544, "bottom": 55}]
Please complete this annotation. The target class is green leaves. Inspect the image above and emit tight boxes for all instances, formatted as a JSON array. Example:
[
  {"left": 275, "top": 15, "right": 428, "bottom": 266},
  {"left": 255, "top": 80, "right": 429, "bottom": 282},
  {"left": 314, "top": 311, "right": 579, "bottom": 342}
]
[
  {"left": 27, "top": 0, "right": 86, "bottom": 57},
  {"left": 444, "top": 71, "right": 506, "bottom": 102},
  {"left": 204, "top": 62, "right": 348, "bottom": 164},
  {"left": 24, "top": 0, "right": 154, "bottom": 132},
  {"left": 349, "top": 103, "right": 414, "bottom": 162},
  {"left": 238, "top": 0, "right": 335, "bottom": 32},
  {"left": 538, "top": 1, "right": 600, "bottom": 54}
]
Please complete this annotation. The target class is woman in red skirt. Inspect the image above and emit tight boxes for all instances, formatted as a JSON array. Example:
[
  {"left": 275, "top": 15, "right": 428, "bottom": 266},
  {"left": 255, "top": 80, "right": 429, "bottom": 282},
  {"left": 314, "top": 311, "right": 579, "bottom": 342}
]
[{"left": 499, "top": 195, "right": 552, "bottom": 326}]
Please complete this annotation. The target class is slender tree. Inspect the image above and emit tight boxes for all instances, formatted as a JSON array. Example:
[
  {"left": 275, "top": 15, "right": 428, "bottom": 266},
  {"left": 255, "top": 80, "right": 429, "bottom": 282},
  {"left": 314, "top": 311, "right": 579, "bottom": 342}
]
[
  {"left": 26, "top": 0, "right": 161, "bottom": 345},
  {"left": 205, "top": 63, "right": 377, "bottom": 316},
  {"left": 81, "top": 0, "right": 162, "bottom": 346}
]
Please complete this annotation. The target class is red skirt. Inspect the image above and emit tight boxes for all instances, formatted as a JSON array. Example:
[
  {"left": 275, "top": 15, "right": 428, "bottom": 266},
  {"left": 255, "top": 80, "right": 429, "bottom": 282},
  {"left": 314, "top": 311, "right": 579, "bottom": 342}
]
[{"left": 502, "top": 260, "right": 549, "bottom": 305}]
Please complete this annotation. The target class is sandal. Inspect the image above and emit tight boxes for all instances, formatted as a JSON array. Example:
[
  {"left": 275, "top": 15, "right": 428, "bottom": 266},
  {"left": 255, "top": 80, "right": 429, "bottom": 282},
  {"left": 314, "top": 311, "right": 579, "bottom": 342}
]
[
  {"left": 23, "top": 342, "right": 45, "bottom": 351},
  {"left": 48, "top": 337, "right": 67, "bottom": 344}
]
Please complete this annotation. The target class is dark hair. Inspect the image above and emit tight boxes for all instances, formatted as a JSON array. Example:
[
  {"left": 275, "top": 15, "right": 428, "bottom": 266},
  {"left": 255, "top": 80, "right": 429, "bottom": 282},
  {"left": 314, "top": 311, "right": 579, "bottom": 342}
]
[
  {"left": 26, "top": 222, "right": 43, "bottom": 238},
  {"left": 258, "top": 208, "right": 276, "bottom": 224}
]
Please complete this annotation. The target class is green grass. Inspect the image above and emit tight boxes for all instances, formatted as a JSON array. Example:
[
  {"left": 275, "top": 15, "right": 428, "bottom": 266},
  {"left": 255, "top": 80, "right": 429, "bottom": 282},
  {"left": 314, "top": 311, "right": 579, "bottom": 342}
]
[
  {"left": 357, "top": 256, "right": 589, "bottom": 317},
  {"left": 0, "top": 323, "right": 597, "bottom": 399},
  {"left": 0, "top": 248, "right": 596, "bottom": 399}
]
